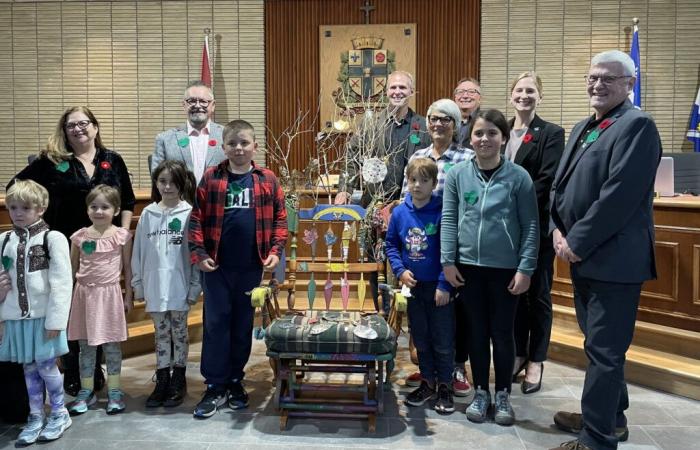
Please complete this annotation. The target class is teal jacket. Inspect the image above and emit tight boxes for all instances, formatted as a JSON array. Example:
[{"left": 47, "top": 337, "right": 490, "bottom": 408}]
[{"left": 440, "top": 156, "right": 539, "bottom": 275}]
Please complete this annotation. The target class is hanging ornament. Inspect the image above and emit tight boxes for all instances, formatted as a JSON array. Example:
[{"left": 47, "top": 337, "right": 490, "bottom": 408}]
[{"left": 361, "top": 157, "right": 387, "bottom": 184}]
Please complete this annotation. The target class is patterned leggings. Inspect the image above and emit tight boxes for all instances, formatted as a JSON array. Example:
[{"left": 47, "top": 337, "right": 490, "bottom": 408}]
[
  {"left": 151, "top": 310, "right": 189, "bottom": 369},
  {"left": 79, "top": 341, "right": 122, "bottom": 379},
  {"left": 23, "top": 358, "right": 66, "bottom": 416}
]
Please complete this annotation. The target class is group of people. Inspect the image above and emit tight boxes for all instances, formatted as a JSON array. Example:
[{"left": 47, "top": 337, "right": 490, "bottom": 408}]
[{"left": 0, "top": 48, "right": 661, "bottom": 450}]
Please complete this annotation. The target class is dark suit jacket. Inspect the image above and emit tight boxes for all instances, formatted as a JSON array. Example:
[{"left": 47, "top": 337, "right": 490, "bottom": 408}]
[
  {"left": 340, "top": 108, "right": 431, "bottom": 206},
  {"left": 550, "top": 100, "right": 661, "bottom": 283},
  {"left": 509, "top": 115, "right": 564, "bottom": 250}
]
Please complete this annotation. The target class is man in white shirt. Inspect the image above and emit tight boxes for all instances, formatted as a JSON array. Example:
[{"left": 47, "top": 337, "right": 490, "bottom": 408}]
[{"left": 151, "top": 80, "right": 226, "bottom": 183}]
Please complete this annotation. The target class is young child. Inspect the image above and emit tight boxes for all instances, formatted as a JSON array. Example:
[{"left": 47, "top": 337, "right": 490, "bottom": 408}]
[
  {"left": 441, "top": 109, "right": 539, "bottom": 426},
  {"left": 188, "top": 119, "right": 287, "bottom": 419},
  {"left": 385, "top": 158, "right": 455, "bottom": 414},
  {"left": 66, "top": 184, "right": 134, "bottom": 416},
  {"left": 131, "top": 160, "right": 201, "bottom": 408},
  {"left": 0, "top": 180, "right": 73, "bottom": 444}
]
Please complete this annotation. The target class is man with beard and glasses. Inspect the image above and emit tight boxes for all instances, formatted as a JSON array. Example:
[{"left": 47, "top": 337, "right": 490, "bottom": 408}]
[{"left": 151, "top": 80, "right": 226, "bottom": 183}]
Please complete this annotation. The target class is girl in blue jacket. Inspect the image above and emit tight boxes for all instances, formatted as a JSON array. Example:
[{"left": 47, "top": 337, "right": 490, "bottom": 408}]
[{"left": 441, "top": 109, "right": 539, "bottom": 426}]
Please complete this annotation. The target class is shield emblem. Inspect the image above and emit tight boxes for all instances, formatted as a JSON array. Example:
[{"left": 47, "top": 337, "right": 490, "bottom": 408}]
[{"left": 347, "top": 48, "right": 389, "bottom": 99}]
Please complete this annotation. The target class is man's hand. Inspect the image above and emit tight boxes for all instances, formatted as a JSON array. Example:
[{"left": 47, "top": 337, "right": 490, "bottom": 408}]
[
  {"left": 435, "top": 289, "right": 451, "bottom": 306},
  {"left": 443, "top": 265, "right": 465, "bottom": 288},
  {"left": 553, "top": 230, "right": 581, "bottom": 263},
  {"left": 0, "top": 270, "right": 11, "bottom": 302},
  {"left": 198, "top": 258, "right": 219, "bottom": 272},
  {"left": 263, "top": 254, "right": 280, "bottom": 271},
  {"left": 334, "top": 191, "right": 350, "bottom": 205},
  {"left": 508, "top": 272, "right": 531, "bottom": 295},
  {"left": 399, "top": 270, "right": 417, "bottom": 288}
]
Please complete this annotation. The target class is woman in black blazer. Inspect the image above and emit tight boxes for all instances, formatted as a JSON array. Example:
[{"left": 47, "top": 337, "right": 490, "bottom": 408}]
[{"left": 506, "top": 72, "right": 564, "bottom": 394}]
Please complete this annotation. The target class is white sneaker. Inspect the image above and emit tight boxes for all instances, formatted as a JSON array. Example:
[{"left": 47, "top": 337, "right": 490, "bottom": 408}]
[
  {"left": 38, "top": 410, "right": 72, "bottom": 441},
  {"left": 16, "top": 413, "right": 44, "bottom": 445}
]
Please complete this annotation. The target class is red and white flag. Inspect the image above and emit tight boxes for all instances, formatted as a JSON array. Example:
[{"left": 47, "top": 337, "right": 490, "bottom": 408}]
[{"left": 201, "top": 34, "right": 211, "bottom": 87}]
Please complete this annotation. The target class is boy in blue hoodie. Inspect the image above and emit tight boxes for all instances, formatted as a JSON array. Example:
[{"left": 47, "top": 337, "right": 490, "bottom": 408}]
[{"left": 385, "top": 158, "right": 455, "bottom": 414}]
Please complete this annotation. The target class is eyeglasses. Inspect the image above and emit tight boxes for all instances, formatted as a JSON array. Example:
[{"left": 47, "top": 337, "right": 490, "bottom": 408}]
[
  {"left": 65, "top": 120, "right": 92, "bottom": 130},
  {"left": 454, "top": 88, "right": 481, "bottom": 96},
  {"left": 428, "top": 115, "right": 454, "bottom": 126},
  {"left": 184, "top": 97, "right": 213, "bottom": 107},
  {"left": 584, "top": 75, "right": 632, "bottom": 85}
]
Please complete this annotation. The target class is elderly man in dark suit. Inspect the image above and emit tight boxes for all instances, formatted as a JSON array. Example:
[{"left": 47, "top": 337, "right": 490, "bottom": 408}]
[
  {"left": 151, "top": 80, "right": 226, "bottom": 183},
  {"left": 453, "top": 77, "right": 481, "bottom": 149},
  {"left": 549, "top": 50, "right": 662, "bottom": 450}
]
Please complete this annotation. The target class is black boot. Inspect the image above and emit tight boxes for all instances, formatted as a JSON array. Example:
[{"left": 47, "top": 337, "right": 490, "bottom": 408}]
[
  {"left": 146, "top": 368, "right": 171, "bottom": 408},
  {"left": 164, "top": 366, "right": 187, "bottom": 407}
]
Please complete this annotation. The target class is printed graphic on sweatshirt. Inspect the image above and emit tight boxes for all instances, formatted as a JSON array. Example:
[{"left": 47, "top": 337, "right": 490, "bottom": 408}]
[
  {"left": 404, "top": 227, "right": 428, "bottom": 260},
  {"left": 147, "top": 218, "right": 184, "bottom": 245},
  {"left": 225, "top": 182, "right": 252, "bottom": 209}
]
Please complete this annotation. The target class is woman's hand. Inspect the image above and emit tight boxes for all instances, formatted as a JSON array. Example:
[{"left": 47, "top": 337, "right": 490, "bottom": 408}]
[
  {"left": 435, "top": 289, "right": 451, "bottom": 306},
  {"left": 399, "top": 270, "right": 417, "bottom": 288},
  {"left": 508, "top": 272, "right": 531, "bottom": 295},
  {"left": 198, "top": 258, "right": 219, "bottom": 272},
  {"left": 0, "top": 270, "right": 11, "bottom": 302},
  {"left": 443, "top": 265, "right": 465, "bottom": 288},
  {"left": 45, "top": 329, "right": 60, "bottom": 340},
  {"left": 263, "top": 254, "right": 280, "bottom": 271}
]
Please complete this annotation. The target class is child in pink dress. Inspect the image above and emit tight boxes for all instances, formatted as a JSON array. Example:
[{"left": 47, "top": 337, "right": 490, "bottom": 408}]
[{"left": 66, "top": 185, "right": 133, "bottom": 416}]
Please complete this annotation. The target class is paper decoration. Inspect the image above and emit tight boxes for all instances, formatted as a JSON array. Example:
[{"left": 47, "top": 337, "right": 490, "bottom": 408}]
[
  {"left": 55, "top": 161, "right": 69, "bottom": 173},
  {"left": 81, "top": 240, "right": 96, "bottom": 255},
  {"left": 361, "top": 157, "right": 388, "bottom": 183},
  {"left": 177, "top": 137, "right": 190, "bottom": 147}
]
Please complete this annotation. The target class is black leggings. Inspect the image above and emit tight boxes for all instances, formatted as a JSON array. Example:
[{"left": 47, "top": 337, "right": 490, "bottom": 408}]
[{"left": 458, "top": 264, "right": 518, "bottom": 394}]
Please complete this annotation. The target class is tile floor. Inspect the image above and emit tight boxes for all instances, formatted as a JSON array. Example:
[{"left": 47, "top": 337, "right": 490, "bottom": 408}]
[{"left": 1, "top": 336, "right": 697, "bottom": 449}]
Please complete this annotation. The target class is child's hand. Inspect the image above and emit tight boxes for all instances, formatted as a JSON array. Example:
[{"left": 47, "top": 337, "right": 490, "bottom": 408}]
[
  {"left": 198, "top": 258, "right": 219, "bottom": 272},
  {"left": 263, "top": 254, "right": 280, "bottom": 271},
  {"left": 45, "top": 329, "right": 60, "bottom": 340},
  {"left": 124, "top": 297, "right": 134, "bottom": 313},
  {"left": 399, "top": 270, "right": 417, "bottom": 288},
  {"left": 443, "top": 265, "right": 465, "bottom": 288},
  {"left": 507, "top": 272, "right": 531, "bottom": 296},
  {"left": 0, "top": 270, "right": 11, "bottom": 302},
  {"left": 435, "top": 289, "right": 451, "bottom": 306}
]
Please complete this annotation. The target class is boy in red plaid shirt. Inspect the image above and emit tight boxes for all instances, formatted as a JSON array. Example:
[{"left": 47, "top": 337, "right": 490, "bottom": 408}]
[{"left": 188, "top": 119, "right": 287, "bottom": 419}]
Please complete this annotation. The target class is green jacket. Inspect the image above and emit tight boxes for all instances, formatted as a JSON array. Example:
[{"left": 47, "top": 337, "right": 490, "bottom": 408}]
[{"left": 441, "top": 156, "right": 539, "bottom": 275}]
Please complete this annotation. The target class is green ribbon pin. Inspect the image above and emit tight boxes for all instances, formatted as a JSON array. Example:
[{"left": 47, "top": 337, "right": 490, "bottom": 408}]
[
  {"left": 2, "top": 256, "right": 12, "bottom": 270},
  {"left": 585, "top": 129, "right": 600, "bottom": 144},
  {"left": 409, "top": 134, "right": 421, "bottom": 145},
  {"left": 177, "top": 137, "right": 190, "bottom": 147},
  {"left": 55, "top": 161, "right": 69, "bottom": 173},
  {"left": 168, "top": 218, "right": 182, "bottom": 232},
  {"left": 81, "top": 240, "right": 96, "bottom": 255},
  {"left": 464, "top": 191, "right": 478, "bottom": 205},
  {"left": 443, "top": 162, "right": 454, "bottom": 172},
  {"left": 229, "top": 183, "right": 243, "bottom": 195},
  {"left": 425, "top": 223, "right": 437, "bottom": 236}
]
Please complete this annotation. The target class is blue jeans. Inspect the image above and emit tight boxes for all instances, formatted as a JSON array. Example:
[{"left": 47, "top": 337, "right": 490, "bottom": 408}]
[{"left": 407, "top": 281, "right": 455, "bottom": 384}]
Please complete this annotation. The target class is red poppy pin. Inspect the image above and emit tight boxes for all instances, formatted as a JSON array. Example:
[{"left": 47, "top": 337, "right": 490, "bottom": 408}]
[
  {"left": 523, "top": 133, "right": 533, "bottom": 144},
  {"left": 208, "top": 139, "right": 217, "bottom": 147},
  {"left": 100, "top": 161, "right": 111, "bottom": 170},
  {"left": 599, "top": 119, "right": 612, "bottom": 130},
  {"left": 412, "top": 123, "right": 420, "bottom": 130}
]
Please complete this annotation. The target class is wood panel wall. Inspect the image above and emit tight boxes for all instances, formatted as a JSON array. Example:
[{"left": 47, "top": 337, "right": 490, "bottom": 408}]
[
  {"left": 481, "top": 0, "right": 700, "bottom": 153},
  {"left": 265, "top": 0, "right": 480, "bottom": 173}
]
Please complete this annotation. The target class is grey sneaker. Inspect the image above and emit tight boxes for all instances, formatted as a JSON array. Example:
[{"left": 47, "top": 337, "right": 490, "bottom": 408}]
[
  {"left": 106, "top": 388, "right": 126, "bottom": 414},
  {"left": 38, "top": 410, "right": 72, "bottom": 441},
  {"left": 465, "top": 387, "right": 491, "bottom": 423},
  {"left": 494, "top": 389, "right": 515, "bottom": 426},
  {"left": 67, "top": 389, "right": 96, "bottom": 415},
  {"left": 16, "top": 413, "right": 44, "bottom": 446}
]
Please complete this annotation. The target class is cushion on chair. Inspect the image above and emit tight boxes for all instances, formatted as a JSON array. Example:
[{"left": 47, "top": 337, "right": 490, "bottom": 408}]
[{"left": 265, "top": 311, "right": 396, "bottom": 355}]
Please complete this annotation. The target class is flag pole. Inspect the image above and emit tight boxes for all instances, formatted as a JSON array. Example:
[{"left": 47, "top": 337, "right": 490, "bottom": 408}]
[
  {"left": 204, "top": 28, "right": 213, "bottom": 94},
  {"left": 630, "top": 18, "right": 641, "bottom": 108}
]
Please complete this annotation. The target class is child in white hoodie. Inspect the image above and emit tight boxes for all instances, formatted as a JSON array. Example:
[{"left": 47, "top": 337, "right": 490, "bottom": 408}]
[{"left": 131, "top": 160, "right": 201, "bottom": 408}]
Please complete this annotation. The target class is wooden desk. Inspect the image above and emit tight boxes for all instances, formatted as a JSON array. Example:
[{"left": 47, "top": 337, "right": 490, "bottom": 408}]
[{"left": 552, "top": 195, "right": 700, "bottom": 332}]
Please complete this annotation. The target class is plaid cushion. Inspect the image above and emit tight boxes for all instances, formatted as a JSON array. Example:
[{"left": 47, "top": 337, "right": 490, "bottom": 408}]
[{"left": 265, "top": 311, "right": 395, "bottom": 355}]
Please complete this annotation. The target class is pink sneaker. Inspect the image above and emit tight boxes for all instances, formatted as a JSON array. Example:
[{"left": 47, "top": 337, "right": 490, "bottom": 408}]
[
  {"left": 452, "top": 367, "right": 474, "bottom": 399},
  {"left": 405, "top": 371, "right": 422, "bottom": 387}
]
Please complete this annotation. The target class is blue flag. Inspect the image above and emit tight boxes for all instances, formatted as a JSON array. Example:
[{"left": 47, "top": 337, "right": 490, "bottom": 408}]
[
  {"left": 688, "top": 87, "right": 700, "bottom": 152},
  {"left": 629, "top": 24, "right": 641, "bottom": 108}
]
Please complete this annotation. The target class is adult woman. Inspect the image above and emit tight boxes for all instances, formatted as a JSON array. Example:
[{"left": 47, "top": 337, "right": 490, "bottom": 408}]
[
  {"left": 506, "top": 72, "right": 564, "bottom": 395},
  {"left": 441, "top": 109, "right": 539, "bottom": 425},
  {"left": 401, "top": 99, "right": 474, "bottom": 399},
  {"left": 10, "top": 106, "right": 136, "bottom": 395}
]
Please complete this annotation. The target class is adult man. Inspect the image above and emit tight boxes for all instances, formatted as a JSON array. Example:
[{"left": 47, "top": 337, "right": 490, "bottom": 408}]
[
  {"left": 453, "top": 77, "right": 482, "bottom": 148},
  {"left": 335, "top": 70, "right": 431, "bottom": 206},
  {"left": 151, "top": 80, "right": 226, "bottom": 182},
  {"left": 549, "top": 50, "right": 661, "bottom": 450}
]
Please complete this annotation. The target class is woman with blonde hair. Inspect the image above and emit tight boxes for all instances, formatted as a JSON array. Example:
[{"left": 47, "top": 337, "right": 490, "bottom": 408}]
[{"left": 9, "top": 105, "right": 135, "bottom": 398}]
